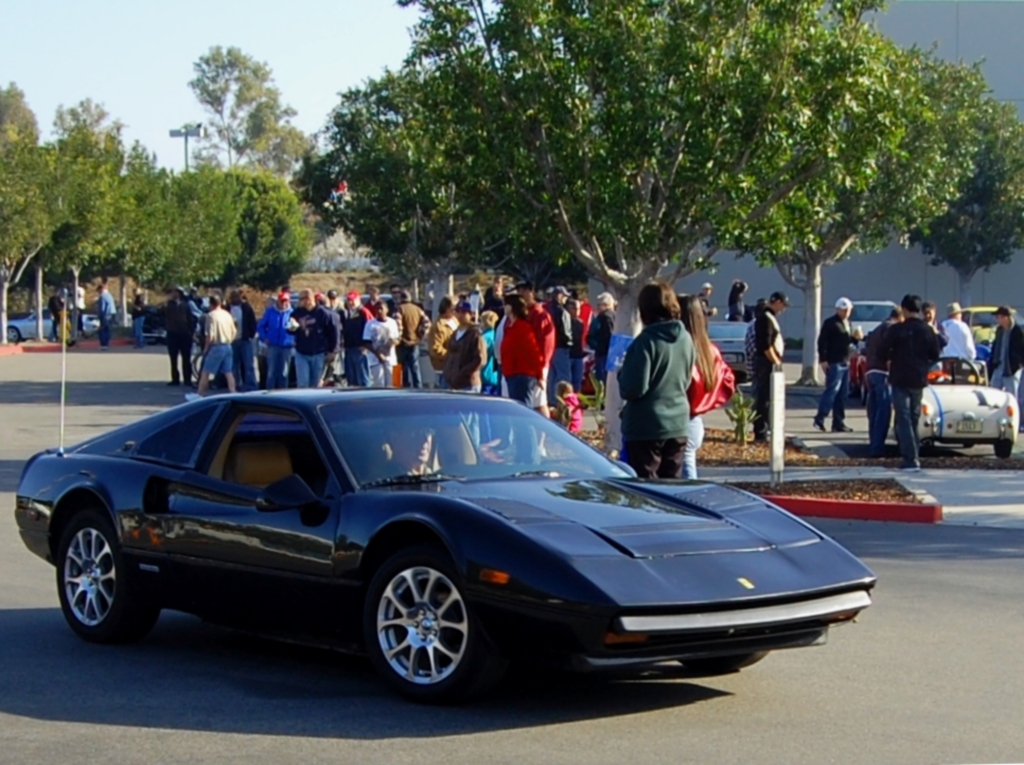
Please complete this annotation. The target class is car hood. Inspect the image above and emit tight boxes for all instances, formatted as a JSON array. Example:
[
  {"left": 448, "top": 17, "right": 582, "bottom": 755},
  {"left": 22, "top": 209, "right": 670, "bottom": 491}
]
[{"left": 445, "top": 477, "right": 821, "bottom": 558}]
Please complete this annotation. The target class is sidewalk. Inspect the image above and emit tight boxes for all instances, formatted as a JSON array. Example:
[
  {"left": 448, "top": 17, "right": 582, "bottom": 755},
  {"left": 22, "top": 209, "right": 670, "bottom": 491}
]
[{"left": 701, "top": 465, "right": 1024, "bottom": 530}]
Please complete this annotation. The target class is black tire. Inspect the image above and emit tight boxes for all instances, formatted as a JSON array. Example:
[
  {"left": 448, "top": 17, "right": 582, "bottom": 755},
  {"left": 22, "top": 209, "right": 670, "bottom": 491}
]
[
  {"left": 56, "top": 509, "right": 160, "bottom": 644},
  {"left": 681, "top": 651, "right": 769, "bottom": 675},
  {"left": 7, "top": 327, "right": 22, "bottom": 344},
  {"left": 363, "top": 545, "right": 507, "bottom": 703},
  {"left": 995, "top": 439, "right": 1014, "bottom": 459}
]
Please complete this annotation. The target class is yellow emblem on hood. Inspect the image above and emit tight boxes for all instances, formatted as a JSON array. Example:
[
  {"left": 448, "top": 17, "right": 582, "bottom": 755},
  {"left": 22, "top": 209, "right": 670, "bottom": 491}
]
[{"left": 737, "top": 577, "right": 755, "bottom": 590}]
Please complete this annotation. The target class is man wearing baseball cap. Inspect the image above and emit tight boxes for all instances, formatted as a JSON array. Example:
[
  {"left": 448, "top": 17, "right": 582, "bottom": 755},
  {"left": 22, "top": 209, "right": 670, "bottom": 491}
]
[
  {"left": 698, "top": 282, "right": 717, "bottom": 318},
  {"left": 940, "top": 302, "right": 976, "bottom": 361},
  {"left": 812, "top": 296, "right": 859, "bottom": 432}
]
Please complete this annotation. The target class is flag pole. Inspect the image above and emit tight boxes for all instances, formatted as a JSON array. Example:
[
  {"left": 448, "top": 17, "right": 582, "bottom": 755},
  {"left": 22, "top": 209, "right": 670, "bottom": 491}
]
[{"left": 58, "top": 301, "right": 67, "bottom": 456}]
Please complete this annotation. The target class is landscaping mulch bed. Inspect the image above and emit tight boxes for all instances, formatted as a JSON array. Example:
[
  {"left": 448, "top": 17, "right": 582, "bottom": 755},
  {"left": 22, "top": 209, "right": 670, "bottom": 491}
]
[
  {"left": 580, "top": 426, "right": 1024, "bottom": 471},
  {"left": 732, "top": 479, "right": 922, "bottom": 505}
]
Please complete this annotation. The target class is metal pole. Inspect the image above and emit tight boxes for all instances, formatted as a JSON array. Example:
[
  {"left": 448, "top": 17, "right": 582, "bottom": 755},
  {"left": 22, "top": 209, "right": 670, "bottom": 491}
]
[{"left": 184, "top": 132, "right": 189, "bottom": 172}]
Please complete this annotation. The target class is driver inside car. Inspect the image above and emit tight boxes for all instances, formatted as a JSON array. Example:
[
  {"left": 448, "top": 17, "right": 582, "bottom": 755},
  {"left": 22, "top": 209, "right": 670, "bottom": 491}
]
[{"left": 387, "top": 427, "right": 436, "bottom": 476}]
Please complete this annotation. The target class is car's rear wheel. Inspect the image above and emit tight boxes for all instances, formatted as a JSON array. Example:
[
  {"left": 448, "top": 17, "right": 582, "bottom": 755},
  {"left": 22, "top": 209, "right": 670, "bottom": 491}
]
[
  {"left": 56, "top": 510, "right": 159, "bottom": 644},
  {"left": 995, "top": 439, "right": 1014, "bottom": 459},
  {"left": 681, "top": 651, "right": 769, "bottom": 675},
  {"left": 363, "top": 545, "right": 507, "bottom": 703}
]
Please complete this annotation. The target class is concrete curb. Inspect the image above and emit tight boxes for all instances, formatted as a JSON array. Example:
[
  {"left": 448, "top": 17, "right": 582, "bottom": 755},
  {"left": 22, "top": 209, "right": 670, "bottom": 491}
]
[
  {"left": 0, "top": 345, "right": 24, "bottom": 356},
  {"left": 762, "top": 494, "right": 943, "bottom": 524}
]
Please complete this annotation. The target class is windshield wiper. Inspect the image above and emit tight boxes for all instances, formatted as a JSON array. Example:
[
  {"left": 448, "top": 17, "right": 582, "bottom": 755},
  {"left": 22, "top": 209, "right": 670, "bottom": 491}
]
[
  {"left": 360, "top": 473, "right": 463, "bottom": 489},
  {"left": 511, "top": 470, "right": 564, "bottom": 478}
]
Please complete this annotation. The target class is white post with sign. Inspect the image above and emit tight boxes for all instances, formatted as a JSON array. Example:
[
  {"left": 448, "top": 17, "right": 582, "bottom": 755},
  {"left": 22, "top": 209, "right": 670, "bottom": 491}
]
[{"left": 769, "top": 366, "right": 786, "bottom": 489}]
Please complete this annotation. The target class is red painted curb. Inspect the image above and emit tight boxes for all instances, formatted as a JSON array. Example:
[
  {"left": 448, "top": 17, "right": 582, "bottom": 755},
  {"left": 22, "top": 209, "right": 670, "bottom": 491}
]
[
  {"left": 4, "top": 337, "right": 134, "bottom": 353},
  {"left": 762, "top": 495, "right": 943, "bottom": 524}
]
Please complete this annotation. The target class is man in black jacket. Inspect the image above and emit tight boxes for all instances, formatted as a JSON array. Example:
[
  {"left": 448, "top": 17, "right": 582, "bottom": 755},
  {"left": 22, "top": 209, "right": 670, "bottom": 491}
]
[
  {"left": 753, "top": 291, "right": 788, "bottom": 442},
  {"left": 879, "top": 294, "right": 941, "bottom": 471},
  {"left": 863, "top": 308, "right": 902, "bottom": 457},
  {"left": 988, "top": 306, "right": 1024, "bottom": 430},
  {"left": 813, "top": 297, "right": 859, "bottom": 433},
  {"left": 587, "top": 292, "right": 616, "bottom": 384},
  {"left": 229, "top": 290, "right": 258, "bottom": 391},
  {"left": 164, "top": 287, "right": 199, "bottom": 386}
]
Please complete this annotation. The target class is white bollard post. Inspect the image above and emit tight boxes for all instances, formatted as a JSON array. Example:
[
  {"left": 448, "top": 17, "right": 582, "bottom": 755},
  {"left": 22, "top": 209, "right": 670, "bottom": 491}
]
[{"left": 769, "top": 366, "right": 786, "bottom": 489}]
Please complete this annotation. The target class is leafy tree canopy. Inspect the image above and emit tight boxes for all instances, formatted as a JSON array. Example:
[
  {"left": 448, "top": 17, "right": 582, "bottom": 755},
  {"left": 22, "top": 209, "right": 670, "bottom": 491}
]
[
  {"left": 189, "top": 46, "right": 309, "bottom": 176},
  {"left": 912, "top": 94, "right": 1024, "bottom": 305},
  {"left": 0, "top": 82, "right": 38, "bottom": 147}
]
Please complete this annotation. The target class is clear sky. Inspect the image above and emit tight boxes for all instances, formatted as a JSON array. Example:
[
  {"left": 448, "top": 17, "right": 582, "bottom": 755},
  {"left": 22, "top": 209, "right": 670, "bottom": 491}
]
[{"left": 0, "top": 0, "right": 415, "bottom": 170}]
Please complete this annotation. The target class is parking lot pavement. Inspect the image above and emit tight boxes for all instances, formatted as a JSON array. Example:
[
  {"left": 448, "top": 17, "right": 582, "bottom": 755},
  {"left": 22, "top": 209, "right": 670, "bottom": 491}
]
[{"left": 3, "top": 351, "right": 1024, "bottom": 764}]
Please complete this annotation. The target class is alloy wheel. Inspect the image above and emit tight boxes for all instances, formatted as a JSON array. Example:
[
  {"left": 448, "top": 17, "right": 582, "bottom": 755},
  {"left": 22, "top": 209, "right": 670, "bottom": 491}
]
[
  {"left": 376, "top": 566, "right": 468, "bottom": 685},
  {"left": 63, "top": 527, "right": 116, "bottom": 627}
]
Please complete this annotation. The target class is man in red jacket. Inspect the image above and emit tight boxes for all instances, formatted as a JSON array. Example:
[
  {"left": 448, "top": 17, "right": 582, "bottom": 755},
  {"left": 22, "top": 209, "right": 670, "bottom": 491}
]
[{"left": 514, "top": 281, "right": 556, "bottom": 415}]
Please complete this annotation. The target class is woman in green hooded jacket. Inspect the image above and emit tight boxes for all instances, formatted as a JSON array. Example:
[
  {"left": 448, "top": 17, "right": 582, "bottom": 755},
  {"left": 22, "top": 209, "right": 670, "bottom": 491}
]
[{"left": 617, "top": 282, "right": 695, "bottom": 478}]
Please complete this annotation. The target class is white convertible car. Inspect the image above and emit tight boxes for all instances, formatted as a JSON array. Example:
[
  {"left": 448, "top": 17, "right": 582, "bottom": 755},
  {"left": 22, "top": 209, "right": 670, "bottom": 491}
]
[{"left": 918, "top": 359, "right": 1018, "bottom": 458}]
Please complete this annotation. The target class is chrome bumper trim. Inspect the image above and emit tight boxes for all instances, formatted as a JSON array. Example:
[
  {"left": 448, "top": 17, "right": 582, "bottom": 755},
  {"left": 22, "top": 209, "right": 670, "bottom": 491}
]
[{"left": 617, "top": 591, "right": 871, "bottom": 633}]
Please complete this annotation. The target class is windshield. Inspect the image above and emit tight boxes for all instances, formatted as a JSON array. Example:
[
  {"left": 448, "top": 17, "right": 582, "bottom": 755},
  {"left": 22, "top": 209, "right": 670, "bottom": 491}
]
[
  {"left": 850, "top": 304, "right": 896, "bottom": 323},
  {"left": 707, "top": 323, "right": 748, "bottom": 340},
  {"left": 319, "top": 397, "right": 628, "bottom": 487}
]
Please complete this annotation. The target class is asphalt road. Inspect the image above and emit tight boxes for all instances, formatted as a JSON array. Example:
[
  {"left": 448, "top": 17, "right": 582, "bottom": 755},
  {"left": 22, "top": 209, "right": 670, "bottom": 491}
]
[{"left": 1, "top": 349, "right": 1023, "bottom": 765}]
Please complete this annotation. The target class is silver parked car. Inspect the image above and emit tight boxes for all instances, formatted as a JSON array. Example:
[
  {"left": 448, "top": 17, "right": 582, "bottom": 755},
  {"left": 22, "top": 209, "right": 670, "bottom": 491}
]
[
  {"left": 708, "top": 322, "right": 750, "bottom": 382},
  {"left": 6, "top": 310, "right": 101, "bottom": 343}
]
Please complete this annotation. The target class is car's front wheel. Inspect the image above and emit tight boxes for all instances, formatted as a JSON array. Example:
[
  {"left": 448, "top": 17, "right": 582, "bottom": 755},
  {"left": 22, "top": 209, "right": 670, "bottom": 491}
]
[
  {"left": 6, "top": 326, "right": 22, "bottom": 344},
  {"left": 56, "top": 510, "right": 159, "bottom": 644},
  {"left": 682, "top": 651, "right": 769, "bottom": 675},
  {"left": 995, "top": 439, "right": 1014, "bottom": 459},
  {"left": 363, "top": 545, "right": 507, "bottom": 703}
]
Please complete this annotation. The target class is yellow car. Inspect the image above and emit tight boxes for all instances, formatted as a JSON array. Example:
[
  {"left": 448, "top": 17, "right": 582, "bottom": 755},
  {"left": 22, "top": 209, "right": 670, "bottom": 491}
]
[{"left": 961, "top": 306, "right": 1023, "bottom": 346}]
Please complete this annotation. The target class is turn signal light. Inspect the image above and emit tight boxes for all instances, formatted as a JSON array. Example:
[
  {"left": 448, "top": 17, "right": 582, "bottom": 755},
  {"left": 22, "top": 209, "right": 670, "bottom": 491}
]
[
  {"left": 479, "top": 568, "right": 510, "bottom": 585},
  {"left": 921, "top": 403, "right": 931, "bottom": 416},
  {"left": 604, "top": 631, "right": 649, "bottom": 645},
  {"left": 1008, "top": 404, "right": 1016, "bottom": 417}
]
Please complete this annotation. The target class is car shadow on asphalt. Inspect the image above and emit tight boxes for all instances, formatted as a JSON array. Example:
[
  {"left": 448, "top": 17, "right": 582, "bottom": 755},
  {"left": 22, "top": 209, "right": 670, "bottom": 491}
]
[
  {"left": 0, "top": 608, "right": 732, "bottom": 737},
  {"left": 0, "top": 381, "right": 185, "bottom": 408},
  {"left": 812, "top": 519, "right": 1024, "bottom": 560}
]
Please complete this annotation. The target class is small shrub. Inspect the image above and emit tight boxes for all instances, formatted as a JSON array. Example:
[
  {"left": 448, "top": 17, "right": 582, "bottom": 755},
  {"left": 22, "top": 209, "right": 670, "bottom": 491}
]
[{"left": 725, "top": 392, "right": 758, "bottom": 444}]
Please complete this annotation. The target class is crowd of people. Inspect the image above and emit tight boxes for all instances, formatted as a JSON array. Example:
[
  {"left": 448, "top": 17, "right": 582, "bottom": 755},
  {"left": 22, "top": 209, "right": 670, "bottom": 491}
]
[{"left": 808, "top": 294, "right": 1024, "bottom": 471}]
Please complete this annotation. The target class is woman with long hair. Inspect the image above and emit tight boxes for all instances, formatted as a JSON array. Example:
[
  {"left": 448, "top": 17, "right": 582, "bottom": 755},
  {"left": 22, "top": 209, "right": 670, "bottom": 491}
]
[
  {"left": 727, "top": 280, "right": 748, "bottom": 322},
  {"left": 679, "top": 294, "right": 736, "bottom": 479},
  {"left": 617, "top": 282, "right": 694, "bottom": 478}
]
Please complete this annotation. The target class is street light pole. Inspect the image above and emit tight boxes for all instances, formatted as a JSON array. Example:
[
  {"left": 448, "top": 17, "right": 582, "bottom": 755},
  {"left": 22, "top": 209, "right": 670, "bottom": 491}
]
[{"left": 169, "top": 123, "right": 207, "bottom": 171}]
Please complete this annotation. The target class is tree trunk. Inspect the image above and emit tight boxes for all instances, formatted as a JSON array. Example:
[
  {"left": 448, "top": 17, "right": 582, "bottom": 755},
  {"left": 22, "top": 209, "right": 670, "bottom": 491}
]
[
  {"left": 35, "top": 264, "right": 45, "bottom": 342},
  {"left": 0, "top": 272, "right": 9, "bottom": 346},
  {"left": 957, "top": 270, "right": 974, "bottom": 308},
  {"left": 119, "top": 274, "right": 129, "bottom": 327},
  {"left": 603, "top": 284, "right": 644, "bottom": 455},
  {"left": 797, "top": 263, "right": 823, "bottom": 386}
]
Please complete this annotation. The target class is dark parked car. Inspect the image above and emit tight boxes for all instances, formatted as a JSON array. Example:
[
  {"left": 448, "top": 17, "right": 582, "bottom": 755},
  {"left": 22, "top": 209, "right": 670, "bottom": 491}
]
[{"left": 15, "top": 391, "right": 874, "bottom": 702}]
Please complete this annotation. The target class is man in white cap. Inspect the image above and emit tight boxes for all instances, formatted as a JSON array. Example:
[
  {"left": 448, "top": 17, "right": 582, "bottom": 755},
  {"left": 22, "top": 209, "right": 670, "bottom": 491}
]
[
  {"left": 940, "top": 302, "right": 976, "bottom": 361},
  {"left": 698, "top": 283, "right": 717, "bottom": 317},
  {"left": 813, "top": 297, "right": 860, "bottom": 432}
]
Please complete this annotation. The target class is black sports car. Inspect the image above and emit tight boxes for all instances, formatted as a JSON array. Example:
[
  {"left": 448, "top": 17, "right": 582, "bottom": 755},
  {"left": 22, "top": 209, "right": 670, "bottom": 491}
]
[{"left": 15, "top": 390, "right": 875, "bottom": 702}]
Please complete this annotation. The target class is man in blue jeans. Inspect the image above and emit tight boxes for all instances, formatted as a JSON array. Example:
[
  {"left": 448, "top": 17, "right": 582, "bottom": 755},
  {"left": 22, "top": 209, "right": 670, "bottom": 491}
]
[
  {"left": 96, "top": 279, "right": 116, "bottom": 350},
  {"left": 813, "top": 297, "right": 860, "bottom": 432},
  {"left": 879, "top": 295, "right": 941, "bottom": 471},
  {"left": 862, "top": 308, "right": 902, "bottom": 457},
  {"left": 257, "top": 291, "right": 295, "bottom": 390}
]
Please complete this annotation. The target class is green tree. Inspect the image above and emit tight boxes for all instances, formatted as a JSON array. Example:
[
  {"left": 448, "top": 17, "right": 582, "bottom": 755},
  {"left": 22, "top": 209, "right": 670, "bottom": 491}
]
[
  {"left": 735, "top": 53, "right": 983, "bottom": 384},
  {"left": 0, "top": 82, "right": 39, "bottom": 147},
  {"left": 222, "top": 170, "right": 310, "bottom": 291},
  {"left": 301, "top": 70, "right": 499, "bottom": 308},
  {"left": 0, "top": 132, "right": 51, "bottom": 343},
  {"left": 162, "top": 166, "right": 240, "bottom": 286},
  {"left": 912, "top": 96, "right": 1024, "bottom": 307},
  {"left": 403, "top": 0, "right": 906, "bottom": 443},
  {"left": 189, "top": 46, "right": 309, "bottom": 175}
]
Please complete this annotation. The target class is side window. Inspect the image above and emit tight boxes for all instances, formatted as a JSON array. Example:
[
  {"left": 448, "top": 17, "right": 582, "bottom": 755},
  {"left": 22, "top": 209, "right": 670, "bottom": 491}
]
[
  {"left": 135, "top": 409, "right": 214, "bottom": 467},
  {"left": 209, "top": 411, "right": 332, "bottom": 497}
]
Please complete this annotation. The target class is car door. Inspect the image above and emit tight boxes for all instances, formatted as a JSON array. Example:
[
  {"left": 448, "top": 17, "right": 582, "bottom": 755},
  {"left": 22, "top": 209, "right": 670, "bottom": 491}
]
[{"left": 156, "top": 405, "right": 345, "bottom": 632}]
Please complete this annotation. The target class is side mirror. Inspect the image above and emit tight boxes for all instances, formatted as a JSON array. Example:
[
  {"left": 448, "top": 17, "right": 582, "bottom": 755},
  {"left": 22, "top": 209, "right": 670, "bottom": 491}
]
[{"left": 257, "top": 474, "right": 320, "bottom": 512}]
